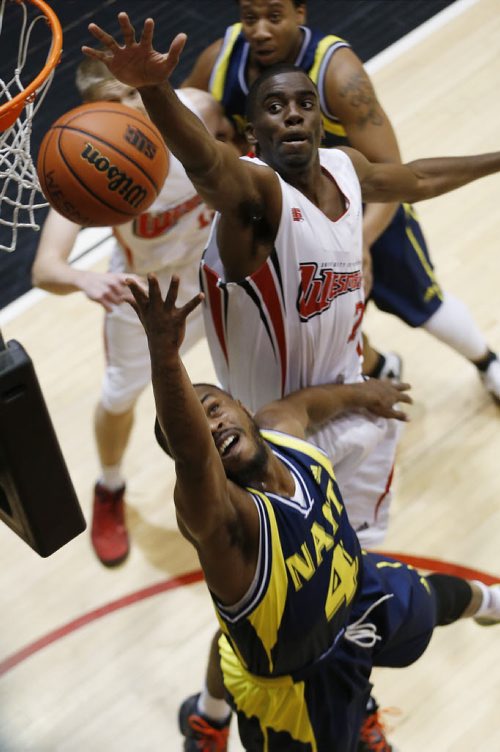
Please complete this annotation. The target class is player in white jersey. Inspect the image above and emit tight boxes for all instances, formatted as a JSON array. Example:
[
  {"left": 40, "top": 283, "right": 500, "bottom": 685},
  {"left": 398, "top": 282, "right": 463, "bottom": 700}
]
[
  {"left": 31, "top": 57, "right": 234, "bottom": 566},
  {"left": 101, "top": 104, "right": 215, "bottom": 426},
  {"left": 202, "top": 147, "right": 398, "bottom": 544}
]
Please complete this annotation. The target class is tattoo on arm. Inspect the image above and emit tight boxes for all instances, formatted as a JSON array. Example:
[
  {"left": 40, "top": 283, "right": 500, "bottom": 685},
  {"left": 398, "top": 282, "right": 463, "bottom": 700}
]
[{"left": 338, "top": 72, "right": 384, "bottom": 129}]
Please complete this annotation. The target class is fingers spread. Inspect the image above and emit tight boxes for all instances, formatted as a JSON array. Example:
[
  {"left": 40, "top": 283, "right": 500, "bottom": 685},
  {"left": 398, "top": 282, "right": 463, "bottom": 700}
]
[
  {"left": 146, "top": 273, "right": 163, "bottom": 303},
  {"left": 140, "top": 17, "right": 155, "bottom": 48},
  {"left": 392, "top": 408, "right": 410, "bottom": 422},
  {"left": 120, "top": 286, "right": 136, "bottom": 306},
  {"left": 164, "top": 275, "right": 180, "bottom": 309},
  {"left": 118, "top": 12, "right": 137, "bottom": 45},
  {"left": 87, "top": 22, "right": 120, "bottom": 51},
  {"left": 396, "top": 381, "right": 412, "bottom": 391},
  {"left": 396, "top": 391, "right": 412, "bottom": 405},
  {"left": 81, "top": 45, "right": 106, "bottom": 61},
  {"left": 126, "top": 277, "right": 148, "bottom": 305},
  {"left": 166, "top": 33, "right": 187, "bottom": 71},
  {"left": 170, "top": 32, "right": 188, "bottom": 54},
  {"left": 182, "top": 292, "right": 205, "bottom": 318},
  {"left": 394, "top": 382, "right": 413, "bottom": 404}
]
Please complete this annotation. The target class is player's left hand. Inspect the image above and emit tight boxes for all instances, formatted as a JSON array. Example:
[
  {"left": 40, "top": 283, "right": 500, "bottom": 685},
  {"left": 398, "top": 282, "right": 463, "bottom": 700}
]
[
  {"left": 126, "top": 273, "right": 204, "bottom": 354},
  {"left": 82, "top": 13, "right": 186, "bottom": 89}
]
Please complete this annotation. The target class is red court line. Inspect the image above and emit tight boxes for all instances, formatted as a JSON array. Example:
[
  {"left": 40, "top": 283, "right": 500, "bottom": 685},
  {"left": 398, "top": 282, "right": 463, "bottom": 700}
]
[
  {"left": 375, "top": 552, "right": 499, "bottom": 585},
  {"left": 0, "top": 555, "right": 497, "bottom": 678},
  {"left": 0, "top": 569, "right": 204, "bottom": 678}
]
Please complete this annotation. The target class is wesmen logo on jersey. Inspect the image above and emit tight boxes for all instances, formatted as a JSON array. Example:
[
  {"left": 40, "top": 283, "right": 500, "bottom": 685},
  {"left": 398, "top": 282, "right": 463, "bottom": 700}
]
[
  {"left": 297, "top": 262, "right": 362, "bottom": 321},
  {"left": 133, "top": 195, "right": 205, "bottom": 238}
]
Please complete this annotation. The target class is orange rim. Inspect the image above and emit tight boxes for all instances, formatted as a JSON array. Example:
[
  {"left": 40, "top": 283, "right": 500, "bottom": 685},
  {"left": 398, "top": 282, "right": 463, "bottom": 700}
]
[{"left": 0, "top": 0, "right": 63, "bottom": 130}]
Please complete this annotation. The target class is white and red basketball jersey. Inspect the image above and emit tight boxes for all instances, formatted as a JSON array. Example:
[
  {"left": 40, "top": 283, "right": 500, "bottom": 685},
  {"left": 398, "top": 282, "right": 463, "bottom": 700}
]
[
  {"left": 99, "top": 91, "right": 212, "bottom": 415},
  {"left": 109, "top": 91, "right": 214, "bottom": 276},
  {"left": 201, "top": 148, "right": 364, "bottom": 410},
  {"left": 201, "top": 148, "right": 400, "bottom": 547},
  {"left": 110, "top": 152, "right": 213, "bottom": 275}
]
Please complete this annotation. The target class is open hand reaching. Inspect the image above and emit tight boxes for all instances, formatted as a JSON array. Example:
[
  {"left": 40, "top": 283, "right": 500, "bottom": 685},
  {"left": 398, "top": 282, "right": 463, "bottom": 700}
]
[
  {"left": 82, "top": 12, "right": 186, "bottom": 89},
  {"left": 126, "top": 273, "right": 204, "bottom": 354}
]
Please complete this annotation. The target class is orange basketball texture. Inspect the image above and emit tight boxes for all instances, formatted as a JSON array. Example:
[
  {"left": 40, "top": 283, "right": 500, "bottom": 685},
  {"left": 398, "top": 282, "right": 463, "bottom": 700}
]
[{"left": 37, "top": 102, "right": 169, "bottom": 227}]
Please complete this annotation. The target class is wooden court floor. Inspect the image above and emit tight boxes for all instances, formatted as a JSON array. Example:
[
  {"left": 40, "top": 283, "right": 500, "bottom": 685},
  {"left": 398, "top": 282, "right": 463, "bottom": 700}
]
[{"left": 0, "top": 1, "right": 499, "bottom": 749}]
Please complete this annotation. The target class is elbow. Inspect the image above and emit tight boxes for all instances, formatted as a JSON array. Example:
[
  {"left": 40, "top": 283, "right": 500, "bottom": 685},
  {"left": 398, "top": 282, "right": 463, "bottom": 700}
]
[{"left": 186, "top": 148, "right": 223, "bottom": 191}]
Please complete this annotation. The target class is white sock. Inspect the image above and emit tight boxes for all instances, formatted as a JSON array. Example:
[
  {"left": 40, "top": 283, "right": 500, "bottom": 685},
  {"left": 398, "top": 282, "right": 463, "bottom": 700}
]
[
  {"left": 472, "top": 580, "right": 500, "bottom": 619},
  {"left": 197, "top": 685, "right": 231, "bottom": 723},
  {"left": 423, "top": 292, "right": 489, "bottom": 362},
  {"left": 99, "top": 464, "right": 125, "bottom": 491}
]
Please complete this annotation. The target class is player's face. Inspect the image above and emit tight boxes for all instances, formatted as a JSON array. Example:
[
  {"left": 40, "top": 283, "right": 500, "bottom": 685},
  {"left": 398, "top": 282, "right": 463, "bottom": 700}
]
[
  {"left": 201, "top": 100, "right": 236, "bottom": 145},
  {"left": 239, "top": 0, "right": 306, "bottom": 67},
  {"left": 195, "top": 385, "right": 269, "bottom": 485},
  {"left": 250, "top": 71, "right": 322, "bottom": 173}
]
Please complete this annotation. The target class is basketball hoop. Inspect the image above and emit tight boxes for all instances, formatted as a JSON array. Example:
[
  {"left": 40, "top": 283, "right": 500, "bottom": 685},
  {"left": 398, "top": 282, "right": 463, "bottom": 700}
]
[{"left": 0, "top": 0, "right": 62, "bottom": 252}]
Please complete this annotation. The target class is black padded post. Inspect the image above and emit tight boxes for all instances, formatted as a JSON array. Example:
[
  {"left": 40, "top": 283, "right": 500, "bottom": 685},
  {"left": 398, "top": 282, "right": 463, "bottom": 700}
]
[{"left": 0, "top": 338, "right": 86, "bottom": 556}]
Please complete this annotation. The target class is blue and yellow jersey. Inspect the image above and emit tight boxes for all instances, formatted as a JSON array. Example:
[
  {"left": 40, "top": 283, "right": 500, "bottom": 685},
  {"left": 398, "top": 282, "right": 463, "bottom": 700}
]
[
  {"left": 209, "top": 23, "right": 351, "bottom": 148},
  {"left": 212, "top": 429, "right": 362, "bottom": 680}
]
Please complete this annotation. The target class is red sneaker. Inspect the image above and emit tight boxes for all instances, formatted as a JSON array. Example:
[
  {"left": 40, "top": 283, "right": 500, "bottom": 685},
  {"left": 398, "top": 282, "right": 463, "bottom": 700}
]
[
  {"left": 357, "top": 700, "right": 398, "bottom": 751},
  {"left": 179, "top": 693, "right": 230, "bottom": 751},
  {"left": 90, "top": 482, "right": 129, "bottom": 566}
]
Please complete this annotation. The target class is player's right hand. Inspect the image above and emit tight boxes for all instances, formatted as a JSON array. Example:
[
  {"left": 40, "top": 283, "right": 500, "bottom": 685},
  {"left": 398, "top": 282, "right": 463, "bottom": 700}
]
[
  {"left": 126, "top": 273, "right": 204, "bottom": 354},
  {"left": 83, "top": 14, "right": 186, "bottom": 89},
  {"left": 80, "top": 271, "right": 142, "bottom": 311},
  {"left": 358, "top": 378, "right": 412, "bottom": 422}
]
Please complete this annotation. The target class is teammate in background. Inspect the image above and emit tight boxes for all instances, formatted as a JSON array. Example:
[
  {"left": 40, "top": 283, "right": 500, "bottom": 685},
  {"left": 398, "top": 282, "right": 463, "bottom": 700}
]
[
  {"left": 129, "top": 271, "right": 500, "bottom": 752},
  {"left": 31, "top": 57, "right": 234, "bottom": 566},
  {"left": 82, "top": 12, "right": 500, "bottom": 750},
  {"left": 183, "top": 0, "right": 500, "bottom": 401}
]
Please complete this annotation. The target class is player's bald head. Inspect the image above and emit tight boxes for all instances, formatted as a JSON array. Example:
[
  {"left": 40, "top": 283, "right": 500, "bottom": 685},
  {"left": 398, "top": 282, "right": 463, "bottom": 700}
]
[{"left": 245, "top": 63, "right": 316, "bottom": 121}]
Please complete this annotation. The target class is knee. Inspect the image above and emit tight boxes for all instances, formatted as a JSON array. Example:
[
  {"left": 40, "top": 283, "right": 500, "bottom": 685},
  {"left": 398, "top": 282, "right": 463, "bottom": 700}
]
[{"left": 427, "top": 574, "right": 473, "bottom": 625}]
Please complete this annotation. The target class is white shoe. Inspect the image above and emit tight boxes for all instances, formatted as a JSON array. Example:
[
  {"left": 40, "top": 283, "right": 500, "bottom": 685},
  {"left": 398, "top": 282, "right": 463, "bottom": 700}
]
[
  {"left": 379, "top": 351, "right": 403, "bottom": 382},
  {"left": 474, "top": 584, "right": 500, "bottom": 626},
  {"left": 479, "top": 356, "right": 500, "bottom": 404}
]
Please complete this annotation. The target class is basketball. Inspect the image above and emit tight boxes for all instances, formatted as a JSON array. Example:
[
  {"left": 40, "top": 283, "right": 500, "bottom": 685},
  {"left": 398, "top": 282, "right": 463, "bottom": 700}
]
[{"left": 37, "top": 101, "right": 169, "bottom": 227}]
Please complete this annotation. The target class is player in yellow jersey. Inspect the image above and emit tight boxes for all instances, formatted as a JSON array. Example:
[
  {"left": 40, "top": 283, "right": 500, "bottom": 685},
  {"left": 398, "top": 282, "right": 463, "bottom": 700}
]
[
  {"left": 126, "top": 271, "right": 500, "bottom": 752},
  {"left": 182, "top": 4, "right": 500, "bottom": 744}
]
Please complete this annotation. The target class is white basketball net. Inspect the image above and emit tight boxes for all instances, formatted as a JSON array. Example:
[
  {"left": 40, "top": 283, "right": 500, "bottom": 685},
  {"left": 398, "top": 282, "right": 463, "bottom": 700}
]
[{"left": 0, "top": 0, "right": 60, "bottom": 253}]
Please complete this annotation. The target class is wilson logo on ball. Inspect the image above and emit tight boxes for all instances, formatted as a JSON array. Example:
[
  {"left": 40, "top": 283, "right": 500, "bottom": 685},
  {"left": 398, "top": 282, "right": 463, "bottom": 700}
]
[
  {"left": 124, "top": 126, "right": 157, "bottom": 159},
  {"left": 80, "top": 142, "right": 148, "bottom": 209}
]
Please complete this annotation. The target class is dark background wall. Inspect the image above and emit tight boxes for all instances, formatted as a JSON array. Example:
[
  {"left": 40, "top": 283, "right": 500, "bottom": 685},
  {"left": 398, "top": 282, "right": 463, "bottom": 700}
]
[{"left": 0, "top": 0, "right": 454, "bottom": 309}]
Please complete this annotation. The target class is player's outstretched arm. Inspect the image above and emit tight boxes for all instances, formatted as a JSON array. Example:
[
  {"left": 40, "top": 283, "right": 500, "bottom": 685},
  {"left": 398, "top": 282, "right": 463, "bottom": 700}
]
[
  {"left": 323, "top": 47, "right": 401, "bottom": 247},
  {"left": 82, "top": 14, "right": 275, "bottom": 219},
  {"left": 31, "top": 209, "right": 134, "bottom": 311},
  {"left": 126, "top": 274, "right": 259, "bottom": 603},
  {"left": 256, "top": 379, "right": 412, "bottom": 438},
  {"left": 31, "top": 209, "right": 81, "bottom": 294},
  {"left": 345, "top": 146, "right": 500, "bottom": 204},
  {"left": 126, "top": 274, "right": 212, "bottom": 483}
]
